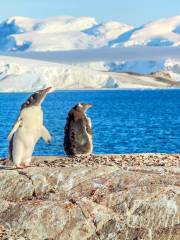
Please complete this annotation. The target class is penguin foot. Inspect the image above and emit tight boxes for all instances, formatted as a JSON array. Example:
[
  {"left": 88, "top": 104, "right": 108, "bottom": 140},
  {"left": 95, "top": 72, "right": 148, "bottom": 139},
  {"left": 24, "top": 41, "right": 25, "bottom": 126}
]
[
  {"left": 23, "top": 163, "right": 34, "bottom": 168},
  {"left": 15, "top": 164, "right": 25, "bottom": 169}
]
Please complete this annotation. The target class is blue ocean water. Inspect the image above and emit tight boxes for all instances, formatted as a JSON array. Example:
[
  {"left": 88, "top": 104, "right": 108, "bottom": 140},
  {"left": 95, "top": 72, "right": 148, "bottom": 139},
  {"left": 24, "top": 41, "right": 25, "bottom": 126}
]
[{"left": 0, "top": 89, "right": 180, "bottom": 157}]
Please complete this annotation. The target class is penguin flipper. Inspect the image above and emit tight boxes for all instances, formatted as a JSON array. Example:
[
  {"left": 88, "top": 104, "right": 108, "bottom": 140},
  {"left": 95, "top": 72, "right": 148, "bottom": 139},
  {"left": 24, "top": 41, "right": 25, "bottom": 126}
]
[
  {"left": 41, "top": 126, "right": 52, "bottom": 144},
  {"left": 8, "top": 116, "right": 22, "bottom": 141},
  {"left": 85, "top": 117, "right": 92, "bottom": 135},
  {"left": 8, "top": 134, "right": 14, "bottom": 161}
]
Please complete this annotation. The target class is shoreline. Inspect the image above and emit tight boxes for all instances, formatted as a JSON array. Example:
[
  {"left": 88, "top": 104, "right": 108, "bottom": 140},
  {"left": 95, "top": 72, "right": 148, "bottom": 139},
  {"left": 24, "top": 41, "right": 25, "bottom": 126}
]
[
  {"left": 1, "top": 153, "right": 180, "bottom": 168},
  {"left": 0, "top": 87, "right": 180, "bottom": 93}
]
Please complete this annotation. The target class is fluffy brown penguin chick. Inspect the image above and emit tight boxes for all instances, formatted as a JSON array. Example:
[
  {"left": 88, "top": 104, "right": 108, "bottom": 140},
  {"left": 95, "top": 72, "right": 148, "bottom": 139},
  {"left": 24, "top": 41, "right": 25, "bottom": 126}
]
[{"left": 64, "top": 103, "right": 93, "bottom": 156}]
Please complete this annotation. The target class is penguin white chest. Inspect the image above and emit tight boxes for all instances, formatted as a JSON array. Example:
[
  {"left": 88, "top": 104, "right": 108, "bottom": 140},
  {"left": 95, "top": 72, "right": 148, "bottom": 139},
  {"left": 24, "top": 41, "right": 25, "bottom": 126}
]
[
  {"left": 86, "top": 117, "right": 93, "bottom": 152},
  {"left": 18, "top": 106, "right": 43, "bottom": 142}
]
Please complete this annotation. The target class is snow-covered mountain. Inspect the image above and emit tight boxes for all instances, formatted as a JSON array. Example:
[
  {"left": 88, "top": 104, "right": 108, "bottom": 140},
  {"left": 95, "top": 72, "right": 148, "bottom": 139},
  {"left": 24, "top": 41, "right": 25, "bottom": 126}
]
[
  {"left": 0, "top": 15, "right": 179, "bottom": 52},
  {"left": 0, "top": 16, "right": 132, "bottom": 51},
  {"left": 110, "top": 15, "right": 180, "bottom": 47}
]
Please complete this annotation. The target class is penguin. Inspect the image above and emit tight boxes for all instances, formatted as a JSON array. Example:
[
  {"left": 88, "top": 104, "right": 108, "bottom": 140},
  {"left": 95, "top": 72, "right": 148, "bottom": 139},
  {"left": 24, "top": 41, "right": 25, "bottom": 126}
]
[
  {"left": 8, "top": 87, "right": 52, "bottom": 168},
  {"left": 64, "top": 103, "right": 93, "bottom": 156}
]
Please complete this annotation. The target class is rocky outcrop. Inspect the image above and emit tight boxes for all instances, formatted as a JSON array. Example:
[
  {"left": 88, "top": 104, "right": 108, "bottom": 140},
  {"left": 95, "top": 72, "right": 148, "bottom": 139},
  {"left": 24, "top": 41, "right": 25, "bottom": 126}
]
[{"left": 0, "top": 154, "right": 179, "bottom": 240}]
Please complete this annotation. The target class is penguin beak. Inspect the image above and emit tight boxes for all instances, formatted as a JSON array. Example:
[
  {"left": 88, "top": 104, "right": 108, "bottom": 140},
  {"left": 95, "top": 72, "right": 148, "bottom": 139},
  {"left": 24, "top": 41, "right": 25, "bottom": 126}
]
[
  {"left": 36, "top": 86, "right": 52, "bottom": 105},
  {"left": 42, "top": 86, "right": 52, "bottom": 93},
  {"left": 84, "top": 104, "right": 93, "bottom": 109}
]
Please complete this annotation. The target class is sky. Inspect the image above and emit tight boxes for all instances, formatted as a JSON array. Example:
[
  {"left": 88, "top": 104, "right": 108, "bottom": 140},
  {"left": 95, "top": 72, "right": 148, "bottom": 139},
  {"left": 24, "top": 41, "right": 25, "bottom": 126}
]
[{"left": 1, "top": 0, "right": 180, "bottom": 26}]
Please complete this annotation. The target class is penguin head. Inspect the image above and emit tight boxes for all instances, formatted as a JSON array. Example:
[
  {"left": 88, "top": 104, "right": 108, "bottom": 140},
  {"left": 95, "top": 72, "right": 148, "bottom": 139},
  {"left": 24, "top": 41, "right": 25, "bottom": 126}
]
[
  {"left": 74, "top": 103, "right": 93, "bottom": 113},
  {"left": 21, "top": 86, "right": 52, "bottom": 110}
]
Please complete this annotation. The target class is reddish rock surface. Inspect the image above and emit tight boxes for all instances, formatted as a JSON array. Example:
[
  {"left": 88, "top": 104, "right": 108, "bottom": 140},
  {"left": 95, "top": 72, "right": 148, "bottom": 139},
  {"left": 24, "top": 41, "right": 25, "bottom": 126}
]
[{"left": 0, "top": 154, "right": 179, "bottom": 240}]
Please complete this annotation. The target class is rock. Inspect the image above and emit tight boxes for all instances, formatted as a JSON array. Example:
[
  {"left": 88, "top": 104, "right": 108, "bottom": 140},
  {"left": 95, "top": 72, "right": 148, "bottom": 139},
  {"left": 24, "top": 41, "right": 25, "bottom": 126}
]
[{"left": 0, "top": 154, "right": 179, "bottom": 240}]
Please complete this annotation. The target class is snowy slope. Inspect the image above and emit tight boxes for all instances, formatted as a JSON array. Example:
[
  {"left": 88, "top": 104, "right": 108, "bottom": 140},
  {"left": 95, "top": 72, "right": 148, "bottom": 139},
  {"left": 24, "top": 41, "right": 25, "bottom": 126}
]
[
  {"left": 74, "top": 58, "right": 180, "bottom": 82},
  {"left": 104, "top": 59, "right": 180, "bottom": 81},
  {"left": 0, "top": 15, "right": 179, "bottom": 51},
  {"left": 0, "top": 56, "right": 179, "bottom": 92},
  {"left": 0, "top": 16, "right": 132, "bottom": 51},
  {"left": 110, "top": 16, "right": 180, "bottom": 47},
  {"left": 83, "top": 21, "right": 133, "bottom": 46},
  {"left": 0, "top": 56, "right": 109, "bottom": 91},
  {"left": 0, "top": 16, "right": 96, "bottom": 51}
]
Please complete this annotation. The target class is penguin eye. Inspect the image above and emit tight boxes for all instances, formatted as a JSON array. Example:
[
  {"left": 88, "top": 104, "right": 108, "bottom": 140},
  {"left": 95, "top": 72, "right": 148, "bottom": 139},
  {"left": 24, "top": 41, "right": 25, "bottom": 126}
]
[
  {"left": 32, "top": 94, "right": 38, "bottom": 100},
  {"left": 78, "top": 103, "right": 83, "bottom": 107}
]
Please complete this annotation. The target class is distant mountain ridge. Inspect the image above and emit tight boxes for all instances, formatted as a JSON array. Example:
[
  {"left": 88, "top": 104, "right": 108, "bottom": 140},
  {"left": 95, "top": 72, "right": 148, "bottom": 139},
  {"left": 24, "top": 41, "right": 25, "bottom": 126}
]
[
  {"left": 110, "top": 15, "right": 180, "bottom": 47},
  {"left": 0, "top": 16, "right": 132, "bottom": 51},
  {"left": 0, "top": 15, "right": 179, "bottom": 51}
]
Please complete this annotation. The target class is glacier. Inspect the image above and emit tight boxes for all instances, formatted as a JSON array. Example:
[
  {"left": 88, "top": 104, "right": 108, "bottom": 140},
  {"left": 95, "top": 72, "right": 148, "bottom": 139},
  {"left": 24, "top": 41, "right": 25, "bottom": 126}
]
[{"left": 0, "top": 55, "right": 179, "bottom": 92}]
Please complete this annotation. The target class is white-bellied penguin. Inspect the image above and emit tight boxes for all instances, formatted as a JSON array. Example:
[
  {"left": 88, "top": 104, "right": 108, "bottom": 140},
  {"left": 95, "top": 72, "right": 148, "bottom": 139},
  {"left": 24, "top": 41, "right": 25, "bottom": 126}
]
[
  {"left": 64, "top": 103, "right": 93, "bottom": 156},
  {"left": 8, "top": 87, "right": 52, "bottom": 168}
]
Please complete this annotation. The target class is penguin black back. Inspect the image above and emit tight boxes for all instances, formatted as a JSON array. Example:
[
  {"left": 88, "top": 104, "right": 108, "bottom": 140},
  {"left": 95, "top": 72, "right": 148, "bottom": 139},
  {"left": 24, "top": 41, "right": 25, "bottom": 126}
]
[{"left": 64, "top": 103, "right": 93, "bottom": 156}]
